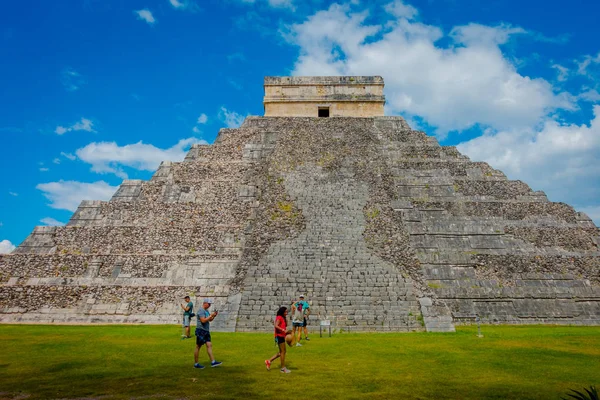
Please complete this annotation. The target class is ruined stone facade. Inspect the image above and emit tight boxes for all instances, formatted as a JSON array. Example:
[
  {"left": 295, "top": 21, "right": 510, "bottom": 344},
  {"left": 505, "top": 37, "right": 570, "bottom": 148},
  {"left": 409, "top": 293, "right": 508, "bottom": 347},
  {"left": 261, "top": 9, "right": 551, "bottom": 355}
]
[
  {"left": 1, "top": 77, "right": 599, "bottom": 332},
  {"left": 264, "top": 76, "right": 385, "bottom": 118}
]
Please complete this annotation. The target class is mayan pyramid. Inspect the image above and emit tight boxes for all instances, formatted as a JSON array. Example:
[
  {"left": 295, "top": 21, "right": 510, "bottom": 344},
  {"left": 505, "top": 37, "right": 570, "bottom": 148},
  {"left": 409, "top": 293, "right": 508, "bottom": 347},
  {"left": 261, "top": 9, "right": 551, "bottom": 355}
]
[{"left": 1, "top": 76, "right": 599, "bottom": 332}]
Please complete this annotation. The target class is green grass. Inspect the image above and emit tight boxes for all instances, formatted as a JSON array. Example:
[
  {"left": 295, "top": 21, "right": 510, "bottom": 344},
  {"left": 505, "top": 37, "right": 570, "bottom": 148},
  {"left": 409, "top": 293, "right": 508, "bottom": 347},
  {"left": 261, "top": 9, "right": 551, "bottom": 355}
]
[{"left": 0, "top": 325, "right": 599, "bottom": 399}]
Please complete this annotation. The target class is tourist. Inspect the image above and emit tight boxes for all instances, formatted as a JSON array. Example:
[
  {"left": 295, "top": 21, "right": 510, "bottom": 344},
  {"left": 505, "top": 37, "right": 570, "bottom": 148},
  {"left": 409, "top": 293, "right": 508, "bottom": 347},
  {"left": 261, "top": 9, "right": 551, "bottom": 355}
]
[
  {"left": 193, "top": 298, "right": 223, "bottom": 369},
  {"left": 292, "top": 294, "right": 310, "bottom": 344},
  {"left": 298, "top": 295, "right": 311, "bottom": 341},
  {"left": 265, "top": 306, "right": 291, "bottom": 373},
  {"left": 291, "top": 298, "right": 305, "bottom": 346},
  {"left": 180, "top": 295, "right": 194, "bottom": 339}
]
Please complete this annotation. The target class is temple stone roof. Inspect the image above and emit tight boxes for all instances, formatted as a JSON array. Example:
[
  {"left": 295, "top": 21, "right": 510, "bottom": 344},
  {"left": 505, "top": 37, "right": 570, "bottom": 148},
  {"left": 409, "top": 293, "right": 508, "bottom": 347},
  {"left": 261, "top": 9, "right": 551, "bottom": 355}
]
[{"left": 263, "top": 76, "right": 385, "bottom": 117}]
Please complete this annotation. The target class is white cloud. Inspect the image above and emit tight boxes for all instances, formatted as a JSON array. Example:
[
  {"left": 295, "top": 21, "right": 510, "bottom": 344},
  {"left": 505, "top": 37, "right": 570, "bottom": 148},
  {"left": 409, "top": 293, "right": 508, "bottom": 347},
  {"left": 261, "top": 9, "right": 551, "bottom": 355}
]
[
  {"left": 0, "top": 239, "right": 16, "bottom": 254},
  {"left": 53, "top": 158, "right": 61, "bottom": 164},
  {"left": 197, "top": 113, "right": 208, "bottom": 124},
  {"left": 577, "top": 89, "right": 600, "bottom": 102},
  {"left": 285, "top": 3, "right": 574, "bottom": 134},
  {"left": 457, "top": 105, "right": 600, "bottom": 225},
  {"left": 9, "top": 192, "right": 18, "bottom": 196},
  {"left": 55, "top": 126, "right": 68, "bottom": 135},
  {"left": 36, "top": 180, "right": 118, "bottom": 212},
  {"left": 55, "top": 118, "right": 95, "bottom": 135},
  {"left": 40, "top": 217, "right": 65, "bottom": 227},
  {"left": 552, "top": 64, "right": 569, "bottom": 82},
  {"left": 135, "top": 9, "right": 156, "bottom": 25},
  {"left": 169, "top": 0, "right": 199, "bottom": 11},
  {"left": 61, "top": 152, "right": 76, "bottom": 161},
  {"left": 576, "top": 52, "right": 600, "bottom": 76},
  {"left": 61, "top": 67, "right": 85, "bottom": 92},
  {"left": 192, "top": 126, "right": 201, "bottom": 133},
  {"left": 218, "top": 107, "right": 246, "bottom": 128},
  {"left": 384, "top": 0, "right": 417, "bottom": 20},
  {"left": 39, "top": 167, "right": 49, "bottom": 172},
  {"left": 75, "top": 137, "right": 204, "bottom": 178}
]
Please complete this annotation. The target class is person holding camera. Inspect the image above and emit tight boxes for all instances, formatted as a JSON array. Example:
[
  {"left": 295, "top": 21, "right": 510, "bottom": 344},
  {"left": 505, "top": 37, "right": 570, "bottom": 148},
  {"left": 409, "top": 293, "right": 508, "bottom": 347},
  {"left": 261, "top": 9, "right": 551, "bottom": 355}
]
[
  {"left": 194, "top": 298, "right": 223, "bottom": 369},
  {"left": 181, "top": 296, "right": 194, "bottom": 339}
]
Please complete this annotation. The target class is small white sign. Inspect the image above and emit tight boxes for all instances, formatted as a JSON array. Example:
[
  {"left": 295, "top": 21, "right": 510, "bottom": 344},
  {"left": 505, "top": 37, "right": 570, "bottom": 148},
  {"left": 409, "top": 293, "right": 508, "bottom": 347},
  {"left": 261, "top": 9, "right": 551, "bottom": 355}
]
[{"left": 320, "top": 320, "right": 331, "bottom": 326}]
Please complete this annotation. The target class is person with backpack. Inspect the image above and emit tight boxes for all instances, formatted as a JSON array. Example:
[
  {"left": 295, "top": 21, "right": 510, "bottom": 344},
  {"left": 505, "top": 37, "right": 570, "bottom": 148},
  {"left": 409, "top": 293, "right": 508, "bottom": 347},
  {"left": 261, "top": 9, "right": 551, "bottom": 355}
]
[
  {"left": 265, "top": 306, "right": 291, "bottom": 373},
  {"left": 180, "top": 296, "right": 194, "bottom": 339},
  {"left": 291, "top": 296, "right": 308, "bottom": 346},
  {"left": 298, "top": 294, "right": 311, "bottom": 342}
]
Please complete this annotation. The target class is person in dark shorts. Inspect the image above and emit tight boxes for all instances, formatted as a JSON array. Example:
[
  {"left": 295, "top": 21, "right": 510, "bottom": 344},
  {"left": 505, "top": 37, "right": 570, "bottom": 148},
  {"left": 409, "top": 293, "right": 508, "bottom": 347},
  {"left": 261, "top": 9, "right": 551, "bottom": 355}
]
[
  {"left": 180, "top": 296, "right": 193, "bottom": 339},
  {"left": 265, "top": 306, "right": 291, "bottom": 373},
  {"left": 193, "top": 298, "right": 222, "bottom": 369},
  {"left": 298, "top": 295, "right": 311, "bottom": 341}
]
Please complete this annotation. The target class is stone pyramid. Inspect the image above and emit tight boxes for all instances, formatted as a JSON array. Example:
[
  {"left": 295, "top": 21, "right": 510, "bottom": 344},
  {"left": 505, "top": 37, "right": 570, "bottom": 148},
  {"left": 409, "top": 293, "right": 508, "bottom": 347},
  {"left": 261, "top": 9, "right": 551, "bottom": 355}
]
[{"left": 1, "top": 76, "right": 599, "bottom": 332}]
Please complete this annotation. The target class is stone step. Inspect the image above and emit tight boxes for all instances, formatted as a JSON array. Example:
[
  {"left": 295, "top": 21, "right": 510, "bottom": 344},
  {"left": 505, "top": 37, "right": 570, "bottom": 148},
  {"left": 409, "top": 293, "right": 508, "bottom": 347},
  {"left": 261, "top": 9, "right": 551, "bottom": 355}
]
[{"left": 407, "top": 200, "right": 579, "bottom": 223}]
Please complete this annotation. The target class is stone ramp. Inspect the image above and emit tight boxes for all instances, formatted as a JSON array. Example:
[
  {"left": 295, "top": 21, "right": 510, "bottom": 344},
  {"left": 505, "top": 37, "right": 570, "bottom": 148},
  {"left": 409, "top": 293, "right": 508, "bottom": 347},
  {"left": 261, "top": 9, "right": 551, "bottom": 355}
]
[{"left": 237, "top": 165, "right": 424, "bottom": 332}]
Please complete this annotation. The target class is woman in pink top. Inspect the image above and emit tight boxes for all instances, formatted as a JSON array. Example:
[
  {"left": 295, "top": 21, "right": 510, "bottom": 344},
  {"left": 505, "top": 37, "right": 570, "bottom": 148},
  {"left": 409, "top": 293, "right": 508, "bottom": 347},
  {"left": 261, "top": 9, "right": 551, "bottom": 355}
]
[{"left": 265, "top": 306, "right": 291, "bottom": 373}]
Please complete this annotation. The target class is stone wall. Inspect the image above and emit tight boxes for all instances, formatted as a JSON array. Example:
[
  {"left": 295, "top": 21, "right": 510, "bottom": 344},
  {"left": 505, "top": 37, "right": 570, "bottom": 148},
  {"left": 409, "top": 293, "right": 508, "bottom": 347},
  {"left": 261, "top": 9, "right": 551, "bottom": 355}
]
[{"left": 264, "top": 76, "right": 385, "bottom": 117}]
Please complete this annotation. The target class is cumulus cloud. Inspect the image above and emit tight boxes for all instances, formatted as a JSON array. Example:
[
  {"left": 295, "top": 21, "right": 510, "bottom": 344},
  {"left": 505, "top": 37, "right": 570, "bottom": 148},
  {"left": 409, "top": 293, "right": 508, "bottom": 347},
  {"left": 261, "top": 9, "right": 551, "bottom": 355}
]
[
  {"left": 282, "top": 1, "right": 599, "bottom": 226},
  {"left": 384, "top": 0, "right": 418, "bottom": 20},
  {"left": 0, "top": 239, "right": 15, "bottom": 254},
  {"left": 9, "top": 192, "right": 18, "bottom": 196},
  {"left": 285, "top": 3, "right": 574, "bottom": 134},
  {"left": 55, "top": 118, "right": 95, "bottom": 135},
  {"left": 75, "top": 137, "right": 204, "bottom": 179},
  {"left": 218, "top": 107, "right": 247, "bottom": 128},
  {"left": 457, "top": 105, "right": 600, "bottom": 224},
  {"left": 197, "top": 113, "right": 208, "bottom": 124},
  {"left": 40, "top": 217, "right": 65, "bottom": 226},
  {"left": 36, "top": 180, "right": 118, "bottom": 212},
  {"left": 135, "top": 9, "right": 156, "bottom": 25},
  {"left": 61, "top": 67, "right": 85, "bottom": 92}
]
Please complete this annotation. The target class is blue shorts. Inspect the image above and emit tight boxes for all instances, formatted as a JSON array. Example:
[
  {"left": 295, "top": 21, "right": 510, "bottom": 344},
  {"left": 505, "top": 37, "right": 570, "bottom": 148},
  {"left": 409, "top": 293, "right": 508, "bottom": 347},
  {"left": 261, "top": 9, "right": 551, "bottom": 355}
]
[
  {"left": 293, "top": 322, "right": 303, "bottom": 327},
  {"left": 195, "top": 328, "right": 211, "bottom": 346},
  {"left": 183, "top": 315, "right": 191, "bottom": 327}
]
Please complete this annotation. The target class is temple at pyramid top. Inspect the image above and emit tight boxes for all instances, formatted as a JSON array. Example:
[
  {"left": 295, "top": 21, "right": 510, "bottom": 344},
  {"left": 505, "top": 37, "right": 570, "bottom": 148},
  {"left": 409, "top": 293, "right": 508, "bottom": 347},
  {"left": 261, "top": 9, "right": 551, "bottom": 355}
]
[{"left": 263, "top": 76, "right": 385, "bottom": 117}]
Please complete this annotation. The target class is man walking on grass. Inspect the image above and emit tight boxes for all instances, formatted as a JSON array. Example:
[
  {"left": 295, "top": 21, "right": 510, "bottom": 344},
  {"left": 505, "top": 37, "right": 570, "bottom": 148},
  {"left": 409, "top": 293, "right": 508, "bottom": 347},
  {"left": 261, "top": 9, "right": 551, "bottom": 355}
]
[
  {"left": 194, "top": 298, "right": 223, "bottom": 369},
  {"left": 181, "top": 295, "right": 193, "bottom": 339}
]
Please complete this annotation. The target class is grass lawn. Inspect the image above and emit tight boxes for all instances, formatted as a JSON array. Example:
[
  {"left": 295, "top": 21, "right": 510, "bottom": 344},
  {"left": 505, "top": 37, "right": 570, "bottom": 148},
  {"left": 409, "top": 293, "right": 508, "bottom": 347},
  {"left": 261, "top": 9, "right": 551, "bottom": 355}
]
[{"left": 0, "top": 324, "right": 598, "bottom": 400}]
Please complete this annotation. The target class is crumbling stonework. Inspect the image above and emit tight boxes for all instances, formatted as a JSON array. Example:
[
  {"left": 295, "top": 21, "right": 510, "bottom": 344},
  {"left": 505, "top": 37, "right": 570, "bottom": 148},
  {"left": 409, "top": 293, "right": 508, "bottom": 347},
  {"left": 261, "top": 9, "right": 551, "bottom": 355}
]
[{"left": 1, "top": 77, "right": 599, "bottom": 331}]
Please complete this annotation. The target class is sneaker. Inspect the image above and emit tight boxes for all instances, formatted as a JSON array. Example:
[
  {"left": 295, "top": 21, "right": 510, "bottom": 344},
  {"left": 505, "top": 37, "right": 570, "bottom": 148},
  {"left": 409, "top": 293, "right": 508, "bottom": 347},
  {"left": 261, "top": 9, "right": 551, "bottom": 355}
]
[
  {"left": 305, "top": 337, "right": 310, "bottom": 341},
  {"left": 211, "top": 361, "right": 222, "bottom": 367},
  {"left": 265, "top": 360, "right": 271, "bottom": 371},
  {"left": 280, "top": 368, "right": 291, "bottom": 374},
  {"left": 295, "top": 343, "right": 302, "bottom": 347},
  {"left": 194, "top": 363, "right": 205, "bottom": 369}
]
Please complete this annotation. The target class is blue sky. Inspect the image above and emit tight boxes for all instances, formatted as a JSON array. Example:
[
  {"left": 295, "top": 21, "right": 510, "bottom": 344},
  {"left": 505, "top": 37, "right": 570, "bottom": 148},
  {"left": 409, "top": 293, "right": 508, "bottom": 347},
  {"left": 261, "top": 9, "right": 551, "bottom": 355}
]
[{"left": 1, "top": 0, "right": 600, "bottom": 253}]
